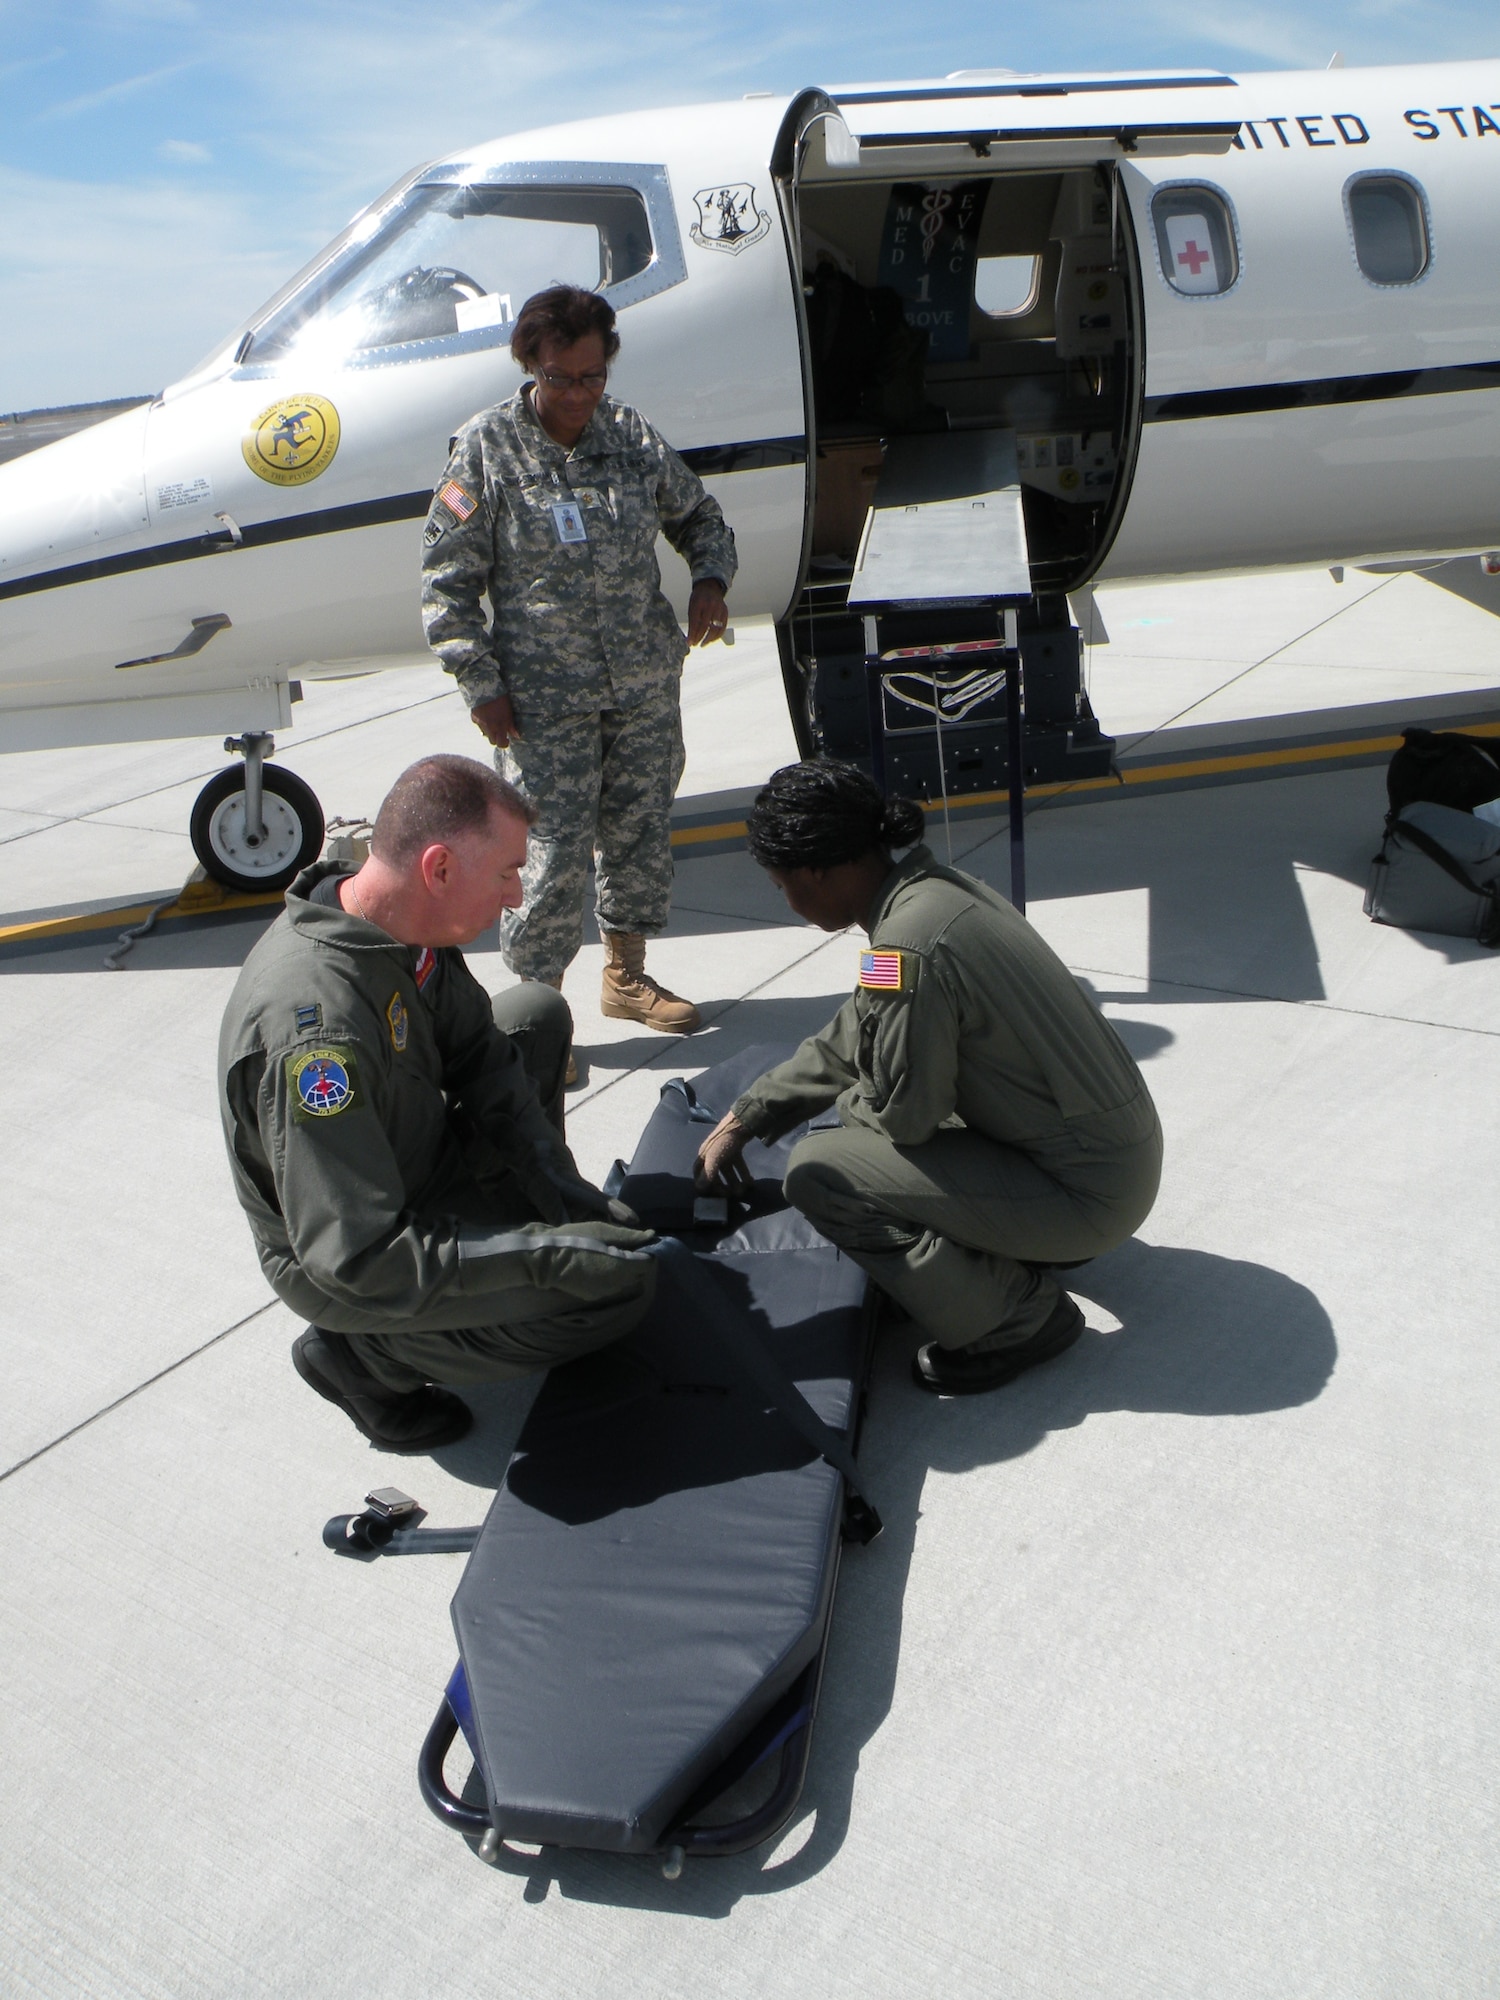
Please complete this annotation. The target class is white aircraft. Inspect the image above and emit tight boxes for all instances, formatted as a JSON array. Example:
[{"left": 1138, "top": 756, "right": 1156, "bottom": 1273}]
[{"left": 3, "top": 60, "right": 1498, "bottom": 890}]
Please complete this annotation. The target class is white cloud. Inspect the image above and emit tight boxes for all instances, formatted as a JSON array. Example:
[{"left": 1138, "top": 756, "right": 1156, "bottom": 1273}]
[
  {"left": 32, "top": 58, "right": 196, "bottom": 123},
  {"left": 0, "top": 165, "right": 289, "bottom": 406},
  {"left": 157, "top": 138, "right": 210, "bottom": 163}
]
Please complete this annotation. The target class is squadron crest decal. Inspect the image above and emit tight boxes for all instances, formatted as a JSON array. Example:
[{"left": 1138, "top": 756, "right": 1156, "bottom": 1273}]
[
  {"left": 242, "top": 393, "right": 341, "bottom": 486},
  {"left": 690, "top": 184, "right": 771, "bottom": 255}
]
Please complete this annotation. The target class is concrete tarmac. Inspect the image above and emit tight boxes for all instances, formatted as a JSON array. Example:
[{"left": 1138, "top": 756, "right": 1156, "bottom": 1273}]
[{"left": 1, "top": 570, "right": 1497, "bottom": 1998}]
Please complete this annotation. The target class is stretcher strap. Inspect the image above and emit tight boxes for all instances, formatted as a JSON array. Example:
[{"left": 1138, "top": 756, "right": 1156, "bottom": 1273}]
[{"left": 647, "top": 1236, "right": 882, "bottom": 1542}]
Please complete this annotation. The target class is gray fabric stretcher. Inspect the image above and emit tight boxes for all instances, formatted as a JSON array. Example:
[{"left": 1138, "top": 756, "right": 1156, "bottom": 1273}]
[{"left": 420, "top": 1047, "right": 875, "bottom": 1861}]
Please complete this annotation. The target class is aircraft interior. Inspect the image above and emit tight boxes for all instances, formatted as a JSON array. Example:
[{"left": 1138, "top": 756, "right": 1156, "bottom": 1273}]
[
  {"left": 798, "top": 164, "right": 1137, "bottom": 592},
  {"left": 782, "top": 162, "right": 1135, "bottom": 789}
]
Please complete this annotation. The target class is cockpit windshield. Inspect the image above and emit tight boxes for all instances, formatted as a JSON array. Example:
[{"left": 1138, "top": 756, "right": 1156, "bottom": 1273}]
[{"left": 244, "top": 178, "right": 655, "bottom": 367}]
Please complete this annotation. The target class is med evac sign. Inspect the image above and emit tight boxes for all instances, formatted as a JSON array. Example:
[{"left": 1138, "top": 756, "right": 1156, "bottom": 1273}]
[{"left": 877, "top": 181, "right": 989, "bottom": 362}]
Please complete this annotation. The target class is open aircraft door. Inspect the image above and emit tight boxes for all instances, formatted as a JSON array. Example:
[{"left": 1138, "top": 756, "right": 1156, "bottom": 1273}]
[{"left": 768, "top": 77, "right": 1241, "bottom": 765}]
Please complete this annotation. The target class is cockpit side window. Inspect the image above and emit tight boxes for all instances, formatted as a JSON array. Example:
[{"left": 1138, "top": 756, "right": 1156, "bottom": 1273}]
[
  {"left": 1150, "top": 185, "right": 1239, "bottom": 298},
  {"left": 241, "top": 163, "right": 682, "bottom": 370}
]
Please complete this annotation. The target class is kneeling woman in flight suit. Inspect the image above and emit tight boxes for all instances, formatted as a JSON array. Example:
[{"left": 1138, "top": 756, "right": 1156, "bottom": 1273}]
[{"left": 695, "top": 761, "right": 1163, "bottom": 1394}]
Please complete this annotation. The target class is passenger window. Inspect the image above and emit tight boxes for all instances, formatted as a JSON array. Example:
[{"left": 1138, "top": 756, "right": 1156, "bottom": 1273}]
[
  {"left": 248, "top": 181, "right": 656, "bottom": 365},
  {"left": 1151, "top": 187, "right": 1238, "bottom": 297},
  {"left": 975, "top": 254, "right": 1040, "bottom": 318},
  {"left": 1345, "top": 174, "right": 1430, "bottom": 285}
]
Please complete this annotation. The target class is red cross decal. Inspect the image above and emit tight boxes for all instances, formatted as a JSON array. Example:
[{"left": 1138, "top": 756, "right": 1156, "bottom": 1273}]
[{"left": 1177, "top": 238, "right": 1210, "bottom": 277}]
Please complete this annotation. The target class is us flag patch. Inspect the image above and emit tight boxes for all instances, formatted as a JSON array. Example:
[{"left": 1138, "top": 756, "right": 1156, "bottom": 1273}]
[
  {"left": 438, "top": 480, "right": 476, "bottom": 521},
  {"left": 858, "top": 949, "right": 904, "bottom": 991},
  {"left": 414, "top": 946, "right": 438, "bottom": 990}
]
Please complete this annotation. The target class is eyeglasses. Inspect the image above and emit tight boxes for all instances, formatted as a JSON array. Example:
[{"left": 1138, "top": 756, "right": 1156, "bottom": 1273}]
[{"left": 536, "top": 366, "right": 608, "bottom": 392}]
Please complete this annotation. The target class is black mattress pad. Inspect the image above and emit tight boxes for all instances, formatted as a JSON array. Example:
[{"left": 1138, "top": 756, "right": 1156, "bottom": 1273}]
[{"left": 448, "top": 1045, "right": 871, "bottom": 1853}]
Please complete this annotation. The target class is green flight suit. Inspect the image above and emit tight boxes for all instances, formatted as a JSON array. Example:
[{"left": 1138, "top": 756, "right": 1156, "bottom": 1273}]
[
  {"left": 730, "top": 846, "right": 1163, "bottom": 1347},
  {"left": 218, "top": 862, "right": 655, "bottom": 1392}
]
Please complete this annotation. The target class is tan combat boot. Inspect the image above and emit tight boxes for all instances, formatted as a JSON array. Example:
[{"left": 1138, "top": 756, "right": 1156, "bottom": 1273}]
[{"left": 600, "top": 931, "right": 700, "bottom": 1034}]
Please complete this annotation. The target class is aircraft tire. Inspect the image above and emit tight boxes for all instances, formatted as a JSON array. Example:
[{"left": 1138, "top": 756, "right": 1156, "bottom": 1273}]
[{"left": 190, "top": 763, "right": 325, "bottom": 894}]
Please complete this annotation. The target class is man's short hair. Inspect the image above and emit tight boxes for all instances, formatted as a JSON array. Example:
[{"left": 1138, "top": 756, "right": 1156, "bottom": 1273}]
[{"left": 371, "top": 755, "right": 535, "bottom": 869}]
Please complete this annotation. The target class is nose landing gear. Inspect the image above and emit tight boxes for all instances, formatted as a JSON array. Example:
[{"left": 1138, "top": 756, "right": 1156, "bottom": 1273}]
[{"left": 189, "top": 731, "right": 324, "bottom": 894}]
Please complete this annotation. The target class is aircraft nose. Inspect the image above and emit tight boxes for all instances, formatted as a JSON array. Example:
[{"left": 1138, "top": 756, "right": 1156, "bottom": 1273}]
[{"left": 0, "top": 400, "right": 151, "bottom": 582}]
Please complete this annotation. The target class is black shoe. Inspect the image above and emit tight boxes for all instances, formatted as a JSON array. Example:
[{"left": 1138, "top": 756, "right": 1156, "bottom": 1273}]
[
  {"left": 292, "top": 1329, "right": 472, "bottom": 1452},
  {"left": 911, "top": 1294, "right": 1085, "bottom": 1397}
]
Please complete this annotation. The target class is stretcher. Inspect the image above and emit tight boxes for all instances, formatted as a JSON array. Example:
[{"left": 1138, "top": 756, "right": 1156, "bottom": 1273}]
[{"left": 416, "top": 1046, "right": 879, "bottom": 1872}]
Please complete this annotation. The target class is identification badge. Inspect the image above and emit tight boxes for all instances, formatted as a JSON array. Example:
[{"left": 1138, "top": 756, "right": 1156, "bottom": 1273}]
[
  {"left": 858, "top": 949, "right": 905, "bottom": 991},
  {"left": 550, "top": 500, "right": 587, "bottom": 544}
]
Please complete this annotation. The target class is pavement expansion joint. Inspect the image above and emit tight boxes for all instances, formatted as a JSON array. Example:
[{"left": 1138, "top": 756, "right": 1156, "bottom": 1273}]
[
  {"left": 0, "top": 1301, "right": 279, "bottom": 1487},
  {"left": 1069, "top": 961, "right": 1500, "bottom": 1037}
]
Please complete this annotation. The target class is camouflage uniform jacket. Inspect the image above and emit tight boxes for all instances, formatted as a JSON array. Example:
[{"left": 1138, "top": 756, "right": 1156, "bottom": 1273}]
[
  {"left": 420, "top": 388, "right": 737, "bottom": 724},
  {"left": 218, "top": 861, "right": 650, "bottom": 1335}
]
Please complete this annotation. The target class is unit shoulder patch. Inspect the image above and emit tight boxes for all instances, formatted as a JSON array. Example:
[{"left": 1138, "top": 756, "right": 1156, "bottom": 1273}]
[
  {"left": 386, "top": 990, "right": 409, "bottom": 1054},
  {"left": 858, "top": 948, "right": 906, "bottom": 992},
  {"left": 287, "top": 1045, "right": 362, "bottom": 1122}
]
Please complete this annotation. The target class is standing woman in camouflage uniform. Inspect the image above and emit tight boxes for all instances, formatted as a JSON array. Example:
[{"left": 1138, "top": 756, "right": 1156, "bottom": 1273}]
[{"left": 420, "top": 285, "right": 737, "bottom": 1063}]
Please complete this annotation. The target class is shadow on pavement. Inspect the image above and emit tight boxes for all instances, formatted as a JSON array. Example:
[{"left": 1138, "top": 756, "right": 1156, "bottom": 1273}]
[
  {"left": 955, "top": 763, "right": 1496, "bottom": 990},
  {"left": 421, "top": 1236, "right": 1335, "bottom": 1916},
  {"left": 7, "top": 764, "right": 1487, "bottom": 985}
]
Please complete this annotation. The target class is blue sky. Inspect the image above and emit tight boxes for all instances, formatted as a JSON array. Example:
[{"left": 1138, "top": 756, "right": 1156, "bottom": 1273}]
[{"left": 1, "top": 0, "right": 1492, "bottom": 410}]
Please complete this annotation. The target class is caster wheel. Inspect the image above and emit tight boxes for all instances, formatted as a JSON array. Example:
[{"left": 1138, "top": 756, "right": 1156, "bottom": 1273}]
[{"left": 190, "top": 764, "right": 324, "bottom": 893}]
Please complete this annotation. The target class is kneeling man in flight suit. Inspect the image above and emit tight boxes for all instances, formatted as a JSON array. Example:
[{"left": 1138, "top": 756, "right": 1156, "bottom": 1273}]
[{"left": 218, "top": 753, "right": 656, "bottom": 1454}]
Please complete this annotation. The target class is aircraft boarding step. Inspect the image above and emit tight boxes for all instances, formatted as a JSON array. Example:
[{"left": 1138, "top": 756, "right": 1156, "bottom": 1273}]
[{"left": 787, "top": 427, "right": 1116, "bottom": 909}]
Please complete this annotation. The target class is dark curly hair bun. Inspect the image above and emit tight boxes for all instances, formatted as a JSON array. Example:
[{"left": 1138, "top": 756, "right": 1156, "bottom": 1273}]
[
  {"left": 879, "top": 794, "right": 926, "bottom": 851},
  {"left": 745, "top": 759, "right": 926, "bottom": 871}
]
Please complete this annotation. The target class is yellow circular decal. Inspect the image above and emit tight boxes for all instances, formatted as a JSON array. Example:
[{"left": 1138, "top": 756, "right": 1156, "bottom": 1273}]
[{"left": 242, "top": 393, "right": 340, "bottom": 486}]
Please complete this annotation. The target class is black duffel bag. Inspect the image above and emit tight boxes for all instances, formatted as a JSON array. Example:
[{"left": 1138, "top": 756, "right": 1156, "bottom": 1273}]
[
  {"left": 1386, "top": 727, "right": 1500, "bottom": 815},
  {"left": 1365, "top": 800, "right": 1500, "bottom": 946}
]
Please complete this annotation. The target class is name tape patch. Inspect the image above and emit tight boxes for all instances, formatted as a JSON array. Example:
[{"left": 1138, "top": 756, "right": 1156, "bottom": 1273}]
[
  {"left": 287, "top": 1046, "right": 361, "bottom": 1122},
  {"left": 858, "top": 949, "right": 905, "bottom": 991}
]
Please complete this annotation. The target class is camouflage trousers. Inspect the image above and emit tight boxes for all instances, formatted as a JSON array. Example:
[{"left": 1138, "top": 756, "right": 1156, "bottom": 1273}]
[{"left": 497, "top": 680, "right": 685, "bottom": 982}]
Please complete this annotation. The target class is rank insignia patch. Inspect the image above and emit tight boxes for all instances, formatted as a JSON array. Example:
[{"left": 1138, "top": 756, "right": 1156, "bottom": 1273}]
[
  {"left": 438, "top": 479, "right": 476, "bottom": 521},
  {"left": 858, "top": 949, "right": 905, "bottom": 991},
  {"left": 386, "top": 991, "right": 409, "bottom": 1053},
  {"left": 287, "top": 1046, "right": 361, "bottom": 1122},
  {"left": 294, "top": 1003, "right": 322, "bottom": 1032},
  {"left": 414, "top": 946, "right": 437, "bottom": 991}
]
